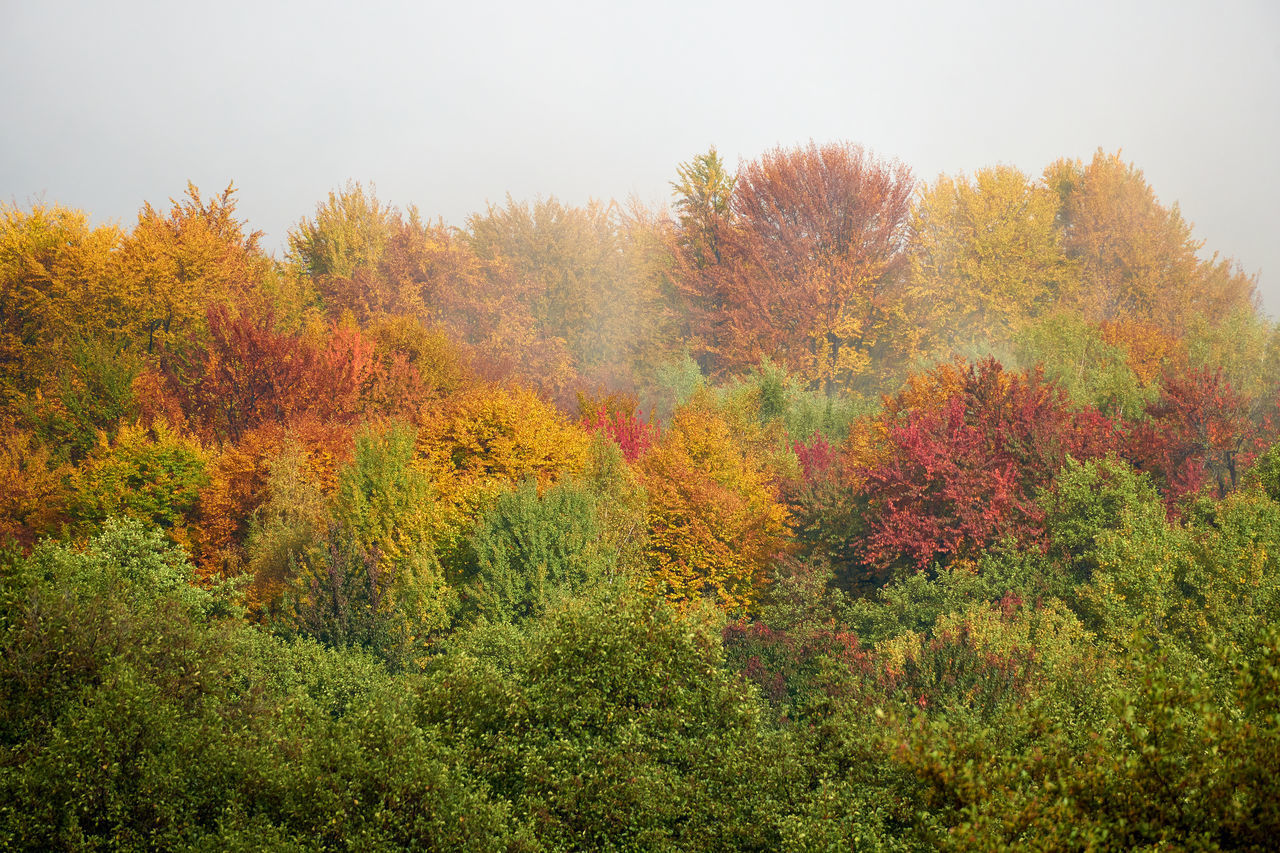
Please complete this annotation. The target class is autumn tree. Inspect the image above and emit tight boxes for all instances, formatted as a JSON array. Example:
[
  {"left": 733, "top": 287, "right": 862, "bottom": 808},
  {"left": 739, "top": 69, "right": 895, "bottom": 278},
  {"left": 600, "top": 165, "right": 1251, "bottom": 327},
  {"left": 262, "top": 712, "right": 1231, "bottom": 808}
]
[
  {"left": 638, "top": 390, "right": 790, "bottom": 611},
  {"left": 1047, "top": 150, "right": 1257, "bottom": 331},
  {"left": 1128, "top": 366, "right": 1261, "bottom": 502},
  {"left": 908, "top": 166, "right": 1073, "bottom": 356},
  {"left": 0, "top": 202, "right": 124, "bottom": 406},
  {"left": 670, "top": 141, "right": 914, "bottom": 392},
  {"left": 465, "top": 195, "right": 627, "bottom": 373},
  {"left": 670, "top": 146, "right": 735, "bottom": 269},
  {"left": 69, "top": 420, "right": 210, "bottom": 552},
  {"left": 850, "top": 359, "right": 1115, "bottom": 583},
  {"left": 287, "top": 181, "right": 416, "bottom": 322},
  {"left": 413, "top": 384, "right": 592, "bottom": 567},
  {"left": 118, "top": 183, "right": 267, "bottom": 355}
]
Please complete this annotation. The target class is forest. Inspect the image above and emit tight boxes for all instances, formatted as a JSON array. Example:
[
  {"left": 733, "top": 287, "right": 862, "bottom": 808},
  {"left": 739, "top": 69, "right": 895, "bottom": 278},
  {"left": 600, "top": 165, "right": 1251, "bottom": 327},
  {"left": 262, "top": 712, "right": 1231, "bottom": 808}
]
[{"left": 2, "top": 142, "right": 1279, "bottom": 850}]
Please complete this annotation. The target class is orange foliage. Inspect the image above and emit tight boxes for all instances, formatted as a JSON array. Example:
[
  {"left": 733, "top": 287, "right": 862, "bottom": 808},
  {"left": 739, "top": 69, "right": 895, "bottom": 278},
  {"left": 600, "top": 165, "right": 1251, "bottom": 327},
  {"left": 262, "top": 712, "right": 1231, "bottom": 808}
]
[
  {"left": 1100, "top": 318, "right": 1187, "bottom": 386},
  {"left": 0, "top": 428, "right": 69, "bottom": 551},
  {"left": 193, "top": 416, "right": 353, "bottom": 582}
]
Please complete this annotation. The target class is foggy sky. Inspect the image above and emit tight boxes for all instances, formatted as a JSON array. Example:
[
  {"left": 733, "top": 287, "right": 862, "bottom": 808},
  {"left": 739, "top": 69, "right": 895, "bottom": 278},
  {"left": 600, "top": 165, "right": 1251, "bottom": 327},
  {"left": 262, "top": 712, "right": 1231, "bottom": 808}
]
[{"left": 3, "top": 0, "right": 1278, "bottom": 314}]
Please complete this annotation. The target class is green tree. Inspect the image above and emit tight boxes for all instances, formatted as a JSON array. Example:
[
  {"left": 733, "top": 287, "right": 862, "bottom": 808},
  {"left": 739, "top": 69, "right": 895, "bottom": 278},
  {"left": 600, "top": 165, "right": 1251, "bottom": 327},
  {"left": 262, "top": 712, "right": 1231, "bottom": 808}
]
[{"left": 461, "top": 478, "right": 615, "bottom": 626}]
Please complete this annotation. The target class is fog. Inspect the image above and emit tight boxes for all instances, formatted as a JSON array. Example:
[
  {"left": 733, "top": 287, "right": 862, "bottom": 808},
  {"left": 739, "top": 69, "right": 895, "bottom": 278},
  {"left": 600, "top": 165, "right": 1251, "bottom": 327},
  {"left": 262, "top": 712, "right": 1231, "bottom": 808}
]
[{"left": 3, "top": 0, "right": 1277, "bottom": 313}]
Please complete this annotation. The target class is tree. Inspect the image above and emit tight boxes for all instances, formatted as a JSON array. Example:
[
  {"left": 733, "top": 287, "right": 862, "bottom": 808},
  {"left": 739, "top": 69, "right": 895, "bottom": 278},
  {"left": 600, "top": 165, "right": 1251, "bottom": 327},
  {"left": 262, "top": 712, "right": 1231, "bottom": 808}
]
[
  {"left": 465, "top": 195, "right": 626, "bottom": 373},
  {"left": 1047, "top": 150, "right": 1257, "bottom": 331},
  {"left": 69, "top": 420, "right": 210, "bottom": 552},
  {"left": 119, "top": 183, "right": 267, "bottom": 355},
  {"left": 1014, "top": 311, "right": 1154, "bottom": 420},
  {"left": 461, "top": 478, "right": 614, "bottom": 626},
  {"left": 851, "top": 359, "right": 1115, "bottom": 580},
  {"left": 0, "top": 202, "right": 124, "bottom": 406},
  {"left": 1128, "top": 366, "right": 1261, "bottom": 502},
  {"left": 670, "top": 146, "right": 735, "bottom": 269},
  {"left": 908, "top": 166, "right": 1073, "bottom": 356},
  {"left": 670, "top": 141, "right": 914, "bottom": 391},
  {"left": 639, "top": 390, "right": 790, "bottom": 611},
  {"left": 414, "top": 384, "right": 592, "bottom": 568}
]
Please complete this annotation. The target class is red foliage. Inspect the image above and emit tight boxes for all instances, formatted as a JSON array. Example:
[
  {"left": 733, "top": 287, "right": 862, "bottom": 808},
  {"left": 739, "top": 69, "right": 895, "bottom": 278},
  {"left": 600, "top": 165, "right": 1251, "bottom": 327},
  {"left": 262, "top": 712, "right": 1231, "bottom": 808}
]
[
  {"left": 1127, "top": 366, "right": 1262, "bottom": 503},
  {"left": 580, "top": 402, "right": 659, "bottom": 462},
  {"left": 164, "top": 303, "right": 436, "bottom": 442},
  {"left": 792, "top": 432, "right": 839, "bottom": 486},
  {"left": 854, "top": 359, "right": 1117, "bottom": 574}
]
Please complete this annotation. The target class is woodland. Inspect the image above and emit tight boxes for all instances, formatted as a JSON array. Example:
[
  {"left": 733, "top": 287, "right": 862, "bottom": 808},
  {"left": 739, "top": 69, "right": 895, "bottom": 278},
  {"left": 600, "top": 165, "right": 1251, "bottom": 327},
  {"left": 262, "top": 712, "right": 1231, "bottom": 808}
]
[{"left": 1, "top": 142, "right": 1279, "bottom": 850}]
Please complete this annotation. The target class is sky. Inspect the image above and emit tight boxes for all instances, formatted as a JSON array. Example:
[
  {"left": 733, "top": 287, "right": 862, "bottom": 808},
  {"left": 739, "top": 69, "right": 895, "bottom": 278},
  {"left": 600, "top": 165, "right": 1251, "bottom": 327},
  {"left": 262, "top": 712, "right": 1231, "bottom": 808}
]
[{"left": 3, "top": 0, "right": 1278, "bottom": 314}]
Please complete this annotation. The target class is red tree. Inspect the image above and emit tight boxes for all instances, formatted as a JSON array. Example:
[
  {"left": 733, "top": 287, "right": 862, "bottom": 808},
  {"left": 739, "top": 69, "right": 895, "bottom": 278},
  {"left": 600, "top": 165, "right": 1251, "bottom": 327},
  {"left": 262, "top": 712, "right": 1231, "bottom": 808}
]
[{"left": 853, "top": 359, "right": 1117, "bottom": 576}]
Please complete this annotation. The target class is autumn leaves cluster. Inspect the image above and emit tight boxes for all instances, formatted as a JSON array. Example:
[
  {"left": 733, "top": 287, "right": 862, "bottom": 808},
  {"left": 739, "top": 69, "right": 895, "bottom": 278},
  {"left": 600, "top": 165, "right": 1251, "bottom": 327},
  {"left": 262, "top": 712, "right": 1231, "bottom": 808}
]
[
  {"left": 1, "top": 142, "right": 1276, "bottom": 637},
  {"left": 4, "top": 141, "right": 1280, "bottom": 848}
]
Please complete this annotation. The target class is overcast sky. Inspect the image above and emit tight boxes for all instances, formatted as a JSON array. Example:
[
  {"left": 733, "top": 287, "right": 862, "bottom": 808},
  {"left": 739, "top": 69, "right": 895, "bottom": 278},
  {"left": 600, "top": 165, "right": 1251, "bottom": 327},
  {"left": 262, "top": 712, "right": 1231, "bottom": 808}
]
[{"left": 3, "top": 0, "right": 1278, "bottom": 314}]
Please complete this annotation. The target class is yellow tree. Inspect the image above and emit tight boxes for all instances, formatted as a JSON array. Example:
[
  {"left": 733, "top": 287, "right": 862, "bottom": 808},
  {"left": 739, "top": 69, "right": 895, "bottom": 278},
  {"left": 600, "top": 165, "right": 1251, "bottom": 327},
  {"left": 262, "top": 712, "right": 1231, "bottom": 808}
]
[
  {"left": 639, "top": 390, "right": 790, "bottom": 612},
  {"left": 465, "top": 195, "right": 627, "bottom": 374},
  {"left": 907, "top": 166, "right": 1073, "bottom": 357},
  {"left": 0, "top": 202, "right": 123, "bottom": 404},
  {"left": 118, "top": 183, "right": 267, "bottom": 354},
  {"left": 1046, "top": 150, "right": 1257, "bottom": 333},
  {"left": 414, "top": 384, "right": 592, "bottom": 564}
]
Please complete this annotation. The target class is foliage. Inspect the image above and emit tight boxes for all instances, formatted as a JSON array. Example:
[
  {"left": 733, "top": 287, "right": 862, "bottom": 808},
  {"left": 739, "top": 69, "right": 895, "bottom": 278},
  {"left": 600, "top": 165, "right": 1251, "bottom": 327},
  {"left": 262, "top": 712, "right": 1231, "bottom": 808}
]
[
  {"left": 70, "top": 420, "right": 210, "bottom": 550},
  {"left": 639, "top": 390, "right": 790, "bottom": 611},
  {"left": 281, "top": 424, "right": 456, "bottom": 667},
  {"left": 671, "top": 141, "right": 914, "bottom": 391},
  {"left": 0, "top": 427, "right": 69, "bottom": 551},
  {"left": 119, "top": 182, "right": 267, "bottom": 355},
  {"left": 418, "top": 590, "right": 803, "bottom": 850},
  {"left": 909, "top": 166, "right": 1072, "bottom": 355},
  {"left": 414, "top": 383, "right": 591, "bottom": 532},
  {"left": 851, "top": 359, "right": 1115, "bottom": 582},
  {"left": 0, "top": 201, "right": 124, "bottom": 406},
  {"left": 461, "top": 478, "right": 615, "bottom": 626}
]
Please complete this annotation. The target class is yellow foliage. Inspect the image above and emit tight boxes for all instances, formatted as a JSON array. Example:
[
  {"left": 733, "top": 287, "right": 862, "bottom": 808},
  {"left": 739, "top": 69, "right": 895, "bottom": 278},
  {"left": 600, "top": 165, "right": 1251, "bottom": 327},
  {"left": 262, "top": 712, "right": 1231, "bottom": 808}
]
[
  {"left": 0, "top": 428, "right": 70, "bottom": 550},
  {"left": 639, "top": 392, "right": 790, "bottom": 612},
  {"left": 414, "top": 384, "right": 591, "bottom": 523},
  {"left": 0, "top": 202, "right": 124, "bottom": 404},
  {"left": 907, "top": 166, "right": 1072, "bottom": 357}
]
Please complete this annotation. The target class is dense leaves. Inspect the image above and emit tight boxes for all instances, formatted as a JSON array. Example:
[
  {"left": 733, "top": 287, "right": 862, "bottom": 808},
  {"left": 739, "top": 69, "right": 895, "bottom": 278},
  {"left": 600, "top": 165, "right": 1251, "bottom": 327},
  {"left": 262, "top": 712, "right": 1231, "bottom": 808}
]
[{"left": 3, "top": 145, "right": 1278, "bottom": 849}]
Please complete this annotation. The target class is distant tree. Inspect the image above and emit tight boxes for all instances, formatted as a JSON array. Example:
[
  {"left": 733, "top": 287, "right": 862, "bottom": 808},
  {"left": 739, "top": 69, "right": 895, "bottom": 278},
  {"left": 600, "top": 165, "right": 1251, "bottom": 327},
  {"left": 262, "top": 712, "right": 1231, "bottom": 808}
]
[
  {"left": 908, "top": 166, "right": 1073, "bottom": 355},
  {"left": 671, "top": 141, "right": 914, "bottom": 391},
  {"left": 1047, "top": 150, "right": 1258, "bottom": 331}
]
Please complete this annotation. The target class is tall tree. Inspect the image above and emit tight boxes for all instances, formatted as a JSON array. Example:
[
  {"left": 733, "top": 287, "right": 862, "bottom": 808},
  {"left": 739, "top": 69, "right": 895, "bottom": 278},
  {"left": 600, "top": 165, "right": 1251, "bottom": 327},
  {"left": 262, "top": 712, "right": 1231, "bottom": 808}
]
[
  {"left": 670, "top": 141, "right": 914, "bottom": 392},
  {"left": 119, "top": 183, "right": 267, "bottom": 355},
  {"left": 0, "top": 202, "right": 123, "bottom": 404},
  {"left": 908, "top": 166, "right": 1073, "bottom": 356},
  {"left": 1046, "top": 150, "right": 1257, "bottom": 331}
]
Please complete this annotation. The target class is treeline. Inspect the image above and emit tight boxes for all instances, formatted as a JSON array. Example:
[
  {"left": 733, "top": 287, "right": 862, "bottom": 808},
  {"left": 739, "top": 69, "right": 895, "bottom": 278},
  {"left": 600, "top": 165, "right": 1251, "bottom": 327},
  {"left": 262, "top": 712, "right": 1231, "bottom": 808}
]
[{"left": 2, "top": 143, "right": 1279, "bottom": 849}]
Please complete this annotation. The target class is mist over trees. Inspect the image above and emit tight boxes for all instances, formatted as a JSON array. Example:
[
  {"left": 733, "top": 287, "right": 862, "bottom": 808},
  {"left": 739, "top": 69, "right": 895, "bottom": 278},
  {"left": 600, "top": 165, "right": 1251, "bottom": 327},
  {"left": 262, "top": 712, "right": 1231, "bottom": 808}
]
[{"left": 3, "top": 141, "right": 1279, "bottom": 849}]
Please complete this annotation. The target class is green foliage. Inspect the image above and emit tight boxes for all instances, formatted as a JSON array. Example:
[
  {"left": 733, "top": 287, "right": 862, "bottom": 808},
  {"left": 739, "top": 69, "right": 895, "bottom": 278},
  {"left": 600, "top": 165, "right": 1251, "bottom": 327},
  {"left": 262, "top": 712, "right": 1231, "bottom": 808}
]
[
  {"left": 461, "top": 478, "right": 616, "bottom": 626},
  {"left": 419, "top": 589, "right": 804, "bottom": 850},
  {"left": 1040, "top": 453, "right": 1166, "bottom": 582},
  {"left": 1014, "top": 311, "right": 1154, "bottom": 418},
  {"left": 288, "top": 181, "right": 397, "bottom": 280},
  {"left": 0, "top": 518, "right": 523, "bottom": 850},
  {"left": 1242, "top": 439, "right": 1280, "bottom": 501},
  {"left": 845, "top": 545, "right": 1068, "bottom": 647},
  {"left": 19, "top": 336, "right": 142, "bottom": 463},
  {"left": 69, "top": 420, "right": 210, "bottom": 547}
]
